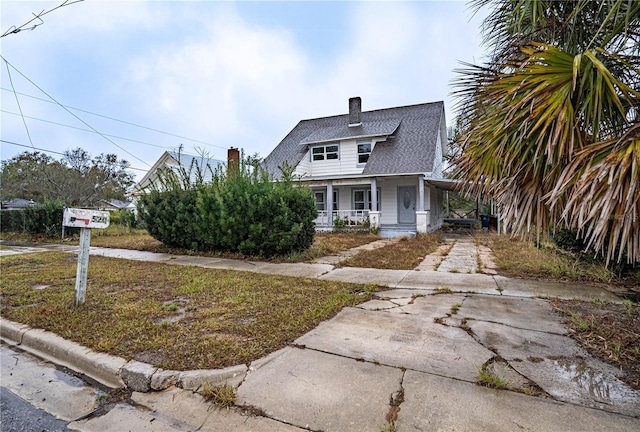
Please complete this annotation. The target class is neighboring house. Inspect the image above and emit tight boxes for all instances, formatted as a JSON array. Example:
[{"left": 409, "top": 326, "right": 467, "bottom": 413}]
[
  {"left": 130, "top": 150, "right": 227, "bottom": 197},
  {"left": 98, "top": 199, "right": 136, "bottom": 212},
  {"left": 1, "top": 198, "right": 37, "bottom": 210},
  {"left": 264, "top": 97, "right": 450, "bottom": 237}
]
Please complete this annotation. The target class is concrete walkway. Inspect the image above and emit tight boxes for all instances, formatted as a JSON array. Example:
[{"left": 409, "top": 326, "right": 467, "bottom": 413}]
[{"left": 1, "top": 239, "right": 638, "bottom": 431}]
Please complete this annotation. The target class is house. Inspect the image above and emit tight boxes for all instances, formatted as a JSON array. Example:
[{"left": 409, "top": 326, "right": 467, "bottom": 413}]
[
  {"left": 130, "top": 150, "right": 227, "bottom": 196},
  {"left": 98, "top": 199, "right": 136, "bottom": 212},
  {"left": 1, "top": 198, "right": 37, "bottom": 210},
  {"left": 264, "top": 97, "right": 449, "bottom": 237}
]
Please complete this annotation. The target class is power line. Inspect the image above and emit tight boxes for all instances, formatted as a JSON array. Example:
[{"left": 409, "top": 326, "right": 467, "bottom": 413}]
[
  {"left": 0, "top": 87, "right": 226, "bottom": 150},
  {"left": 1, "top": 0, "right": 85, "bottom": 38},
  {"left": 2, "top": 109, "right": 176, "bottom": 150},
  {"left": 0, "top": 139, "right": 148, "bottom": 172},
  {"left": 1, "top": 56, "right": 151, "bottom": 168},
  {"left": 4, "top": 62, "right": 35, "bottom": 149}
]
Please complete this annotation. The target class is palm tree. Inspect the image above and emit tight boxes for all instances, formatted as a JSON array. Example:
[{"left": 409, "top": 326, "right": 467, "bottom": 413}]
[{"left": 452, "top": 0, "right": 640, "bottom": 264}]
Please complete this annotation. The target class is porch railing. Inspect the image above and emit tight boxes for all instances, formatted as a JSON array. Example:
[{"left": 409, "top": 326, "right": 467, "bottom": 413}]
[{"left": 315, "top": 210, "right": 370, "bottom": 227}]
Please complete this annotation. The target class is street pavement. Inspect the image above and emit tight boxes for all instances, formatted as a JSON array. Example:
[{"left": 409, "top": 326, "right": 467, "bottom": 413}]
[{"left": 1, "top": 236, "right": 638, "bottom": 431}]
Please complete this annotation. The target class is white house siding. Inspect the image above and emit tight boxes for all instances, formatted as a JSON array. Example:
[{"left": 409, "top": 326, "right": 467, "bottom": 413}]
[{"left": 293, "top": 138, "right": 386, "bottom": 178}]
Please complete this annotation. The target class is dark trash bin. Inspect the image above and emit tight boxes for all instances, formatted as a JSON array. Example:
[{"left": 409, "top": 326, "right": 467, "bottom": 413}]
[
  {"left": 488, "top": 215, "right": 498, "bottom": 231},
  {"left": 480, "top": 215, "right": 490, "bottom": 228}
]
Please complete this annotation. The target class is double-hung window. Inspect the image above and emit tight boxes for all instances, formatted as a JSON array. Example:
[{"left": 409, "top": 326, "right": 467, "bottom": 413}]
[
  {"left": 314, "top": 191, "right": 326, "bottom": 211},
  {"left": 352, "top": 188, "right": 381, "bottom": 211},
  {"left": 311, "top": 143, "right": 339, "bottom": 161},
  {"left": 357, "top": 140, "right": 371, "bottom": 164}
]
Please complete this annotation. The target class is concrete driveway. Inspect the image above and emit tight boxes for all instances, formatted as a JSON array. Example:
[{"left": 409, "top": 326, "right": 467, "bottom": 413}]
[{"left": 236, "top": 290, "right": 640, "bottom": 431}]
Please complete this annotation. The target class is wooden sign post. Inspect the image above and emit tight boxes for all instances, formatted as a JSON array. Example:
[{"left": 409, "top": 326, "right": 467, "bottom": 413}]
[{"left": 62, "top": 208, "right": 110, "bottom": 306}]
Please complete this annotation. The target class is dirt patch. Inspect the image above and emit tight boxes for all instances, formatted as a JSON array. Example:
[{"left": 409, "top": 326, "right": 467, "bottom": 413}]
[{"left": 549, "top": 298, "right": 640, "bottom": 391}]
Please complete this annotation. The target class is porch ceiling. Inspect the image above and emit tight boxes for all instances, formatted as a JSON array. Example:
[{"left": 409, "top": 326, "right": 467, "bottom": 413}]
[{"left": 424, "top": 178, "right": 461, "bottom": 191}]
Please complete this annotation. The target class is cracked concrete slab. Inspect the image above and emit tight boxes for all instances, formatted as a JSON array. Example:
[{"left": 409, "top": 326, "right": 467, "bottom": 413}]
[
  {"left": 398, "top": 271, "right": 499, "bottom": 292},
  {"left": 494, "top": 277, "right": 621, "bottom": 302},
  {"left": 236, "top": 347, "right": 402, "bottom": 432},
  {"left": 319, "top": 267, "right": 410, "bottom": 286},
  {"left": 296, "top": 307, "right": 493, "bottom": 382},
  {"left": 130, "top": 386, "right": 305, "bottom": 432},
  {"left": 469, "top": 320, "right": 640, "bottom": 416},
  {"left": 398, "top": 370, "right": 639, "bottom": 432},
  {"left": 385, "top": 293, "right": 468, "bottom": 320},
  {"left": 458, "top": 295, "right": 568, "bottom": 334},
  {"left": 1, "top": 346, "right": 99, "bottom": 422}
]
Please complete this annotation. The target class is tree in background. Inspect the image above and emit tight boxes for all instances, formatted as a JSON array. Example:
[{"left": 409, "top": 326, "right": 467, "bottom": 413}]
[
  {"left": 0, "top": 149, "right": 135, "bottom": 206},
  {"left": 452, "top": 0, "right": 639, "bottom": 263}
]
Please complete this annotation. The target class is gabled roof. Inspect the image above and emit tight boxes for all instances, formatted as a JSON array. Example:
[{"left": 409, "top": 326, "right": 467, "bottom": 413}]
[
  {"left": 131, "top": 151, "right": 225, "bottom": 195},
  {"left": 264, "top": 101, "right": 446, "bottom": 179}
]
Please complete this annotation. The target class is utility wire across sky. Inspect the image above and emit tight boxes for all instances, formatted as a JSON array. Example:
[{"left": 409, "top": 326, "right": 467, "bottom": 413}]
[{"left": 0, "top": 87, "right": 226, "bottom": 150}]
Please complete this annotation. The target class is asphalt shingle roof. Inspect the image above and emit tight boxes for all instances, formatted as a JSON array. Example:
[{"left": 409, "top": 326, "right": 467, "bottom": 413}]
[{"left": 264, "top": 101, "right": 445, "bottom": 179}]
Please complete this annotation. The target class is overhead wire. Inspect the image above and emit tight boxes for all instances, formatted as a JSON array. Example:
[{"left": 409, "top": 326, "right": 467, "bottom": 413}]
[
  {"left": 4, "top": 62, "right": 35, "bottom": 149},
  {"left": 1, "top": 55, "right": 152, "bottom": 168},
  {"left": 0, "top": 139, "right": 148, "bottom": 172},
  {"left": 0, "top": 87, "right": 226, "bottom": 150},
  {"left": 2, "top": 109, "right": 177, "bottom": 150},
  {"left": 1, "top": 0, "right": 85, "bottom": 38}
]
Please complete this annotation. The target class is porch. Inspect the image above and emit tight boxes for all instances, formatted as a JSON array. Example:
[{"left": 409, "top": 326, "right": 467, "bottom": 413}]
[{"left": 310, "top": 175, "right": 444, "bottom": 236}]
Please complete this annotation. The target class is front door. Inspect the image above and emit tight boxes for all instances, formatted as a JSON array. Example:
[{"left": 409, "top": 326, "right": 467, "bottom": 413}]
[{"left": 398, "top": 186, "right": 416, "bottom": 224}]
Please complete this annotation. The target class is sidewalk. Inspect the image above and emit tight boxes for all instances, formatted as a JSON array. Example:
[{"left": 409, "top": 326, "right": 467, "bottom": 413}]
[{"left": 1, "top": 239, "right": 637, "bottom": 431}]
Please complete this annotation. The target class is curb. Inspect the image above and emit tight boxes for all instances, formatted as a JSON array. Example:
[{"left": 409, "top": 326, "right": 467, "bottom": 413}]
[{"left": 0, "top": 318, "right": 247, "bottom": 392}]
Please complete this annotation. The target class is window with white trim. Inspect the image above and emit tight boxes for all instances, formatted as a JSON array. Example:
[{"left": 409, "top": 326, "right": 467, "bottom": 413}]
[
  {"left": 311, "top": 143, "right": 339, "bottom": 161},
  {"left": 357, "top": 140, "right": 371, "bottom": 164},
  {"left": 314, "top": 191, "right": 325, "bottom": 211},
  {"left": 352, "top": 188, "right": 380, "bottom": 211}
]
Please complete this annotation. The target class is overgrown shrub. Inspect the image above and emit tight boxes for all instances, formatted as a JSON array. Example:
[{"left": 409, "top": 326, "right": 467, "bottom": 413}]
[
  {"left": 552, "top": 226, "right": 586, "bottom": 253},
  {"left": 138, "top": 153, "right": 317, "bottom": 257},
  {"left": 138, "top": 188, "right": 201, "bottom": 250},
  {"left": 109, "top": 209, "right": 137, "bottom": 229}
]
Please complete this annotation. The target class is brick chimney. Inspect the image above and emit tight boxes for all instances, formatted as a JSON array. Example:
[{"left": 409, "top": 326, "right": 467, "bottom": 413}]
[
  {"left": 227, "top": 147, "right": 240, "bottom": 178},
  {"left": 349, "top": 97, "right": 362, "bottom": 127}
]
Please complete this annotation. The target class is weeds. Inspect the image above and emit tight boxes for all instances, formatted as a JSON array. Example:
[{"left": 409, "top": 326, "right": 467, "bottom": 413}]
[
  {"left": 475, "top": 361, "right": 509, "bottom": 389},
  {"left": 433, "top": 287, "right": 453, "bottom": 295},
  {"left": 451, "top": 303, "right": 462, "bottom": 314},
  {"left": 623, "top": 299, "right": 635, "bottom": 315},
  {"left": 569, "top": 312, "right": 593, "bottom": 331},
  {"left": 200, "top": 383, "right": 236, "bottom": 409}
]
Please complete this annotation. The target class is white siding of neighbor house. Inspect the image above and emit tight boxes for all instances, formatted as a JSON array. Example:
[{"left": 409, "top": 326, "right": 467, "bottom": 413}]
[
  {"left": 432, "top": 131, "right": 444, "bottom": 179},
  {"left": 293, "top": 138, "right": 381, "bottom": 178}
]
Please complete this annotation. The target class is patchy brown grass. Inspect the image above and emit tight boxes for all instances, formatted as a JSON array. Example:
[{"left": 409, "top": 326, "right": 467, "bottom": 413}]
[
  {"left": 1, "top": 230, "right": 380, "bottom": 263},
  {"left": 475, "top": 233, "right": 614, "bottom": 284},
  {"left": 0, "top": 252, "right": 377, "bottom": 371},
  {"left": 549, "top": 298, "right": 640, "bottom": 391},
  {"left": 341, "top": 233, "right": 443, "bottom": 270}
]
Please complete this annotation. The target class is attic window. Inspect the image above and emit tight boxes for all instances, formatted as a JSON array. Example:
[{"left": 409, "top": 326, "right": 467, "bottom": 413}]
[
  {"left": 357, "top": 140, "right": 371, "bottom": 163},
  {"left": 311, "top": 143, "right": 339, "bottom": 161}
]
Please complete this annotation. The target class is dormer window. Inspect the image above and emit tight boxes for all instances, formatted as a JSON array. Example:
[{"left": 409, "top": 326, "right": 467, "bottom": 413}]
[
  {"left": 311, "top": 143, "right": 339, "bottom": 161},
  {"left": 357, "top": 140, "right": 371, "bottom": 163}
]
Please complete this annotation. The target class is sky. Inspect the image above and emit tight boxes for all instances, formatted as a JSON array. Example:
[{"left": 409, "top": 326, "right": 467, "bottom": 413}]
[{"left": 0, "top": 0, "right": 488, "bottom": 181}]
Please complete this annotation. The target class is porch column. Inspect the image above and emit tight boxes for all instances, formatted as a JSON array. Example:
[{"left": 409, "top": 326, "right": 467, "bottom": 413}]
[
  {"left": 416, "top": 175, "right": 429, "bottom": 233},
  {"left": 326, "top": 180, "right": 333, "bottom": 227},
  {"left": 369, "top": 177, "right": 380, "bottom": 230},
  {"left": 418, "top": 175, "right": 425, "bottom": 212}
]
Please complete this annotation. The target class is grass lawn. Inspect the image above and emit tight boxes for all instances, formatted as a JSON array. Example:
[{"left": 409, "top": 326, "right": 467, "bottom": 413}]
[
  {"left": 1, "top": 229, "right": 380, "bottom": 263},
  {"left": 341, "top": 233, "right": 443, "bottom": 270},
  {"left": 475, "top": 232, "right": 640, "bottom": 287},
  {"left": 0, "top": 251, "right": 377, "bottom": 371}
]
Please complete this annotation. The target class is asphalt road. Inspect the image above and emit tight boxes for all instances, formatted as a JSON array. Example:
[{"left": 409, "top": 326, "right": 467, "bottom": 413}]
[{"left": 0, "top": 386, "right": 70, "bottom": 432}]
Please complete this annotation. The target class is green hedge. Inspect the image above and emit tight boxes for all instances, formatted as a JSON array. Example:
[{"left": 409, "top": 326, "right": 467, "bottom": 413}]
[
  {"left": 0, "top": 201, "right": 79, "bottom": 237},
  {"left": 138, "top": 159, "right": 317, "bottom": 257}
]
